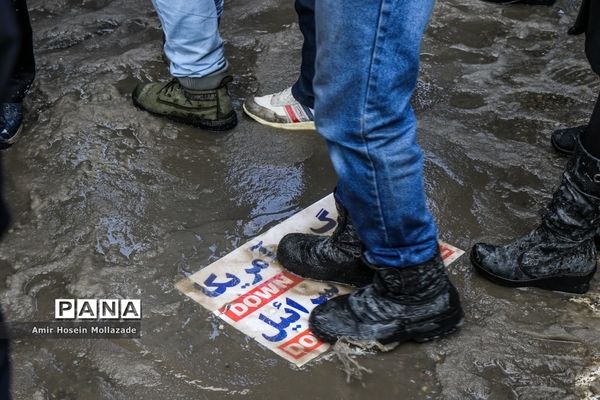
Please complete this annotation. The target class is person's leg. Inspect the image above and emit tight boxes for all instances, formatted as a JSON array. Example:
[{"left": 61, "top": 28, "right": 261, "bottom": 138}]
[
  {"left": 276, "top": 0, "right": 437, "bottom": 283},
  {"left": 132, "top": 0, "right": 237, "bottom": 131},
  {"left": 290, "top": 0, "right": 315, "bottom": 109},
  {"left": 154, "top": 0, "right": 226, "bottom": 80},
  {"left": 295, "top": 0, "right": 463, "bottom": 344},
  {"left": 213, "top": 0, "right": 224, "bottom": 19},
  {"left": 471, "top": 130, "right": 600, "bottom": 293},
  {"left": 583, "top": 92, "right": 600, "bottom": 157},
  {"left": 551, "top": 0, "right": 599, "bottom": 156},
  {"left": 0, "top": 0, "right": 20, "bottom": 96},
  {"left": 242, "top": 0, "right": 316, "bottom": 131},
  {"left": 582, "top": 0, "right": 600, "bottom": 158},
  {"left": 473, "top": 93, "right": 600, "bottom": 293},
  {"left": 0, "top": 0, "right": 33, "bottom": 146},
  {"left": 314, "top": 0, "right": 438, "bottom": 269},
  {"left": 2, "top": 0, "right": 34, "bottom": 104},
  {"left": 473, "top": 0, "right": 600, "bottom": 294}
]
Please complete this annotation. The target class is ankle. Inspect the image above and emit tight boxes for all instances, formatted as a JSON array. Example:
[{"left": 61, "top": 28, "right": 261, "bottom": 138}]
[{"left": 178, "top": 62, "right": 230, "bottom": 91}]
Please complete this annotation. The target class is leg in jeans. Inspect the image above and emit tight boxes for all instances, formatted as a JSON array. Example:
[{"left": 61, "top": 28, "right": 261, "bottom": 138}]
[
  {"left": 314, "top": 0, "right": 438, "bottom": 268},
  {"left": 242, "top": 0, "right": 316, "bottom": 130},
  {"left": 300, "top": 0, "right": 464, "bottom": 344},
  {"left": 291, "top": 0, "right": 315, "bottom": 109},
  {"left": 152, "top": 0, "right": 226, "bottom": 80},
  {"left": 132, "top": 0, "right": 237, "bottom": 131}
]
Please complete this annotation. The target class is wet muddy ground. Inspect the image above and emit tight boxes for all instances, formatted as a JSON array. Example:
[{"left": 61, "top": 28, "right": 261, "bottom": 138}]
[{"left": 0, "top": 0, "right": 599, "bottom": 398}]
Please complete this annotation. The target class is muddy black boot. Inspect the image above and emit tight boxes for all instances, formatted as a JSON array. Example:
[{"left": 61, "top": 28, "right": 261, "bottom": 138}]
[
  {"left": 309, "top": 254, "right": 464, "bottom": 344},
  {"left": 276, "top": 200, "right": 373, "bottom": 287},
  {"left": 132, "top": 66, "right": 237, "bottom": 131},
  {"left": 471, "top": 136, "right": 600, "bottom": 294},
  {"left": 551, "top": 125, "right": 587, "bottom": 156}
]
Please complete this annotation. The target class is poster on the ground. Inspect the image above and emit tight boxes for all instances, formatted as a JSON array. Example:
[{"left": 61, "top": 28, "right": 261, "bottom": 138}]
[{"left": 176, "top": 194, "right": 465, "bottom": 367}]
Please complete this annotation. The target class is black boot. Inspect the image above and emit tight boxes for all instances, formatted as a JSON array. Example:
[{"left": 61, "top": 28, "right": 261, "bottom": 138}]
[
  {"left": 309, "top": 254, "right": 464, "bottom": 344},
  {"left": 551, "top": 125, "right": 587, "bottom": 156},
  {"left": 471, "top": 136, "right": 600, "bottom": 294},
  {"left": 276, "top": 200, "right": 374, "bottom": 287}
]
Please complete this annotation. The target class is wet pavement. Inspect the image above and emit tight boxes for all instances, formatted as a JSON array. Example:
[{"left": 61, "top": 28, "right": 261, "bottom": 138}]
[{"left": 1, "top": 0, "right": 599, "bottom": 398}]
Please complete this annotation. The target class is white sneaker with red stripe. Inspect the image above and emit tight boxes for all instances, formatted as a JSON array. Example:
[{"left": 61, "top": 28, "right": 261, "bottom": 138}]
[{"left": 243, "top": 87, "right": 315, "bottom": 130}]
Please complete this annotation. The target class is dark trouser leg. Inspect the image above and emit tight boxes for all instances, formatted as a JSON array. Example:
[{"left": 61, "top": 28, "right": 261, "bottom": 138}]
[
  {"left": 0, "top": 311, "right": 9, "bottom": 400},
  {"left": 290, "top": 0, "right": 315, "bottom": 109},
  {"left": 583, "top": 92, "right": 600, "bottom": 159},
  {"left": 582, "top": 0, "right": 600, "bottom": 158},
  {"left": 2, "top": 0, "right": 34, "bottom": 103},
  {"left": 0, "top": 0, "right": 20, "bottom": 95}
]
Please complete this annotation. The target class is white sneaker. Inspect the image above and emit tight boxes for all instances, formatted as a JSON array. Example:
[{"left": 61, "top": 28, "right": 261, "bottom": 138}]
[{"left": 243, "top": 87, "right": 315, "bottom": 130}]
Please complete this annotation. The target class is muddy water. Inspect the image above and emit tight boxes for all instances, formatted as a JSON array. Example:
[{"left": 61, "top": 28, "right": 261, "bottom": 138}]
[{"left": 0, "top": 0, "right": 598, "bottom": 398}]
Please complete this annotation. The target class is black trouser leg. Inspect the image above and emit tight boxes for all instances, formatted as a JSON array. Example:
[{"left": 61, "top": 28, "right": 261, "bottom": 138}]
[
  {"left": 2, "top": 0, "right": 34, "bottom": 103},
  {"left": 0, "top": 3, "right": 15, "bottom": 396},
  {"left": 0, "top": 0, "right": 20, "bottom": 97},
  {"left": 583, "top": 91, "right": 600, "bottom": 158}
]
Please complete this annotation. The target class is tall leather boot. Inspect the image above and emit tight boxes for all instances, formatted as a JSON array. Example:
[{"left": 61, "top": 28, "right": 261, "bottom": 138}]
[
  {"left": 309, "top": 253, "right": 464, "bottom": 344},
  {"left": 471, "top": 136, "right": 600, "bottom": 294},
  {"left": 276, "top": 199, "right": 374, "bottom": 287}
]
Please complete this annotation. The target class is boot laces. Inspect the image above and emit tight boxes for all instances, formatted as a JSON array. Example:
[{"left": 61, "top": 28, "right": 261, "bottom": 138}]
[{"left": 328, "top": 214, "right": 362, "bottom": 257}]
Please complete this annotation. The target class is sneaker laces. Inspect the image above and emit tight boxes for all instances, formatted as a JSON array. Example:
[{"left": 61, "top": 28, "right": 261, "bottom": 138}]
[{"left": 160, "top": 79, "right": 181, "bottom": 96}]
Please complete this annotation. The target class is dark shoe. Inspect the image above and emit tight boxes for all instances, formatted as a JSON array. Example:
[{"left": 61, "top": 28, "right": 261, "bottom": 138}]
[
  {"left": 309, "top": 254, "right": 464, "bottom": 344},
  {"left": 132, "top": 77, "right": 237, "bottom": 131},
  {"left": 0, "top": 103, "right": 24, "bottom": 146},
  {"left": 471, "top": 136, "right": 600, "bottom": 294},
  {"left": 276, "top": 200, "right": 373, "bottom": 287},
  {"left": 551, "top": 125, "right": 587, "bottom": 156}
]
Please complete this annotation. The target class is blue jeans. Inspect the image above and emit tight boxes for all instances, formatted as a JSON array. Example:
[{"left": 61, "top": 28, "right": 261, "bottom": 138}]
[
  {"left": 152, "top": 0, "right": 226, "bottom": 78},
  {"left": 314, "top": 0, "right": 438, "bottom": 268}
]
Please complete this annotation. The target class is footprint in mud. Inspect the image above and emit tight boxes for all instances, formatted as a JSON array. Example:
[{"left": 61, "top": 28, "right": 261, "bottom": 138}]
[
  {"left": 549, "top": 63, "right": 600, "bottom": 90},
  {"left": 449, "top": 91, "right": 486, "bottom": 110},
  {"left": 429, "top": 17, "right": 509, "bottom": 49},
  {"left": 23, "top": 271, "right": 71, "bottom": 317},
  {"left": 37, "top": 18, "right": 121, "bottom": 52},
  {"left": 476, "top": 112, "right": 549, "bottom": 145},
  {"left": 509, "top": 91, "right": 581, "bottom": 116}
]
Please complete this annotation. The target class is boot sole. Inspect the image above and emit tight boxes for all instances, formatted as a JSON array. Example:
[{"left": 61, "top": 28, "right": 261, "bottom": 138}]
[
  {"left": 470, "top": 250, "right": 596, "bottom": 294},
  {"left": 132, "top": 95, "right": 238, "bottom": 132},
  {"left": 242, "top": 103, "right": 315, "bottom": 131}
]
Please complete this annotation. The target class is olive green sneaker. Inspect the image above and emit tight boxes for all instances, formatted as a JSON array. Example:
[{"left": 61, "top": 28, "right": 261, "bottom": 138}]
[{"left": 132, "top": 77, "right": 237, "bottom": 131}]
